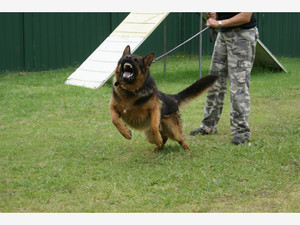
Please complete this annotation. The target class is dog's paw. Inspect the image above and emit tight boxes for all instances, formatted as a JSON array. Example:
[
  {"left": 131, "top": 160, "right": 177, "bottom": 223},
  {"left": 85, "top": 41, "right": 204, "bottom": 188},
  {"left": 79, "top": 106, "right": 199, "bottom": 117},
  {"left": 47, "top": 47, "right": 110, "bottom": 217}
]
[
  {"left": 123, "top": 129, "right": 132, "bottom": 139},
  {"left": 179, "top": 139, "right": 191, "bottom": 150},
  {"left": 153, "top": 145, "right": 162, "bottom": 152},
  {"left": 182, "top": 143, "right": 191, "bottom": 150},
  {"left": 153, "top": 141, "right": 163, "bottom": 152}
]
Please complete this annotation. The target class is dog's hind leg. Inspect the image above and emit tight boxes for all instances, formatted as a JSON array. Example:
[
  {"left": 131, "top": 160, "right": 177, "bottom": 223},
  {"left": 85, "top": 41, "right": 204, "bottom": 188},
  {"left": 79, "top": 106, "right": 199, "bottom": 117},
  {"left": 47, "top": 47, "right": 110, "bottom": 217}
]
[
  {"left": 172, "top": 128, "right": 190, "bottom": 150},
  {"left": 164, "top": 112, "right": 191, "bottom": 150},
  {"left": 178, "top": 139, "right": 190, "bottom": 150}
]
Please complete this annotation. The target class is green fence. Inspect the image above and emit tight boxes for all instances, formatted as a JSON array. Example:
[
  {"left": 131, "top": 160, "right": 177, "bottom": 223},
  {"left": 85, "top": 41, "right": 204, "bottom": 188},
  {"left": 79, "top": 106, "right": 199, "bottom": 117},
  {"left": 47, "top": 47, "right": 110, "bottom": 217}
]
[{"left": 0, "top": 12, "right": 299, "bottom": 72}]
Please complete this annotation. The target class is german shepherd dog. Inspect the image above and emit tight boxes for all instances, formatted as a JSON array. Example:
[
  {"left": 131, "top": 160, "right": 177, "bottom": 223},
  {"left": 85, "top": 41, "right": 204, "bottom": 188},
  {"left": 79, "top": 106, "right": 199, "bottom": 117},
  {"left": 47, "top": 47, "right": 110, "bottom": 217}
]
[{"left": 109, "top": 45, "right": 217, "bottom": 151}]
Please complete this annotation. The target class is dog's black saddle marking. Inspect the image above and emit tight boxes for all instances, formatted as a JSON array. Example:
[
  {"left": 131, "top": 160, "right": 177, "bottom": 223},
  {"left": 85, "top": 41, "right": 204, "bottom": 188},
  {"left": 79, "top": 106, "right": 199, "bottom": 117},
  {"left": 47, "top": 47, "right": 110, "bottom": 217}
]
[{"left": 158, "top": 91, "right": 178, "bottom": 116}]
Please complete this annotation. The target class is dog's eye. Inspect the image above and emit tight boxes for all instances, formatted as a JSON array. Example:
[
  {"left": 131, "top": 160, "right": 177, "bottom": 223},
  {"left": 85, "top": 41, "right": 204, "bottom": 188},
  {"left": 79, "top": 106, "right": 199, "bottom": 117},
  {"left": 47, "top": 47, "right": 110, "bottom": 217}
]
[{"left": 134, "top": 58, "right": 139, "bottom": 63}]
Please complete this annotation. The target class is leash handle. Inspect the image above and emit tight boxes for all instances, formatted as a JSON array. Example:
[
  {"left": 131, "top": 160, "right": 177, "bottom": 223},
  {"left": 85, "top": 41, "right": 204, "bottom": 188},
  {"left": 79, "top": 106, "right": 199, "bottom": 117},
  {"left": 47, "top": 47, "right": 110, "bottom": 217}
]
[
  {"left": 153, "top": 26, "right": 209, "bottom": 63},
  {"left": 209, "top": 27, "right": 216, "bottom": 42}
]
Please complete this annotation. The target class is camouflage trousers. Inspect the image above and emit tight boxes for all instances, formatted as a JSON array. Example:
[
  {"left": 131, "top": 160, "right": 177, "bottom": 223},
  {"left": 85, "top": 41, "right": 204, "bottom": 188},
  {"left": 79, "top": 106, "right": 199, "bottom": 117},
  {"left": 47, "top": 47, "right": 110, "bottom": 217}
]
[{"left": 201, "top": 27, "right": 259, "bottom": 140}]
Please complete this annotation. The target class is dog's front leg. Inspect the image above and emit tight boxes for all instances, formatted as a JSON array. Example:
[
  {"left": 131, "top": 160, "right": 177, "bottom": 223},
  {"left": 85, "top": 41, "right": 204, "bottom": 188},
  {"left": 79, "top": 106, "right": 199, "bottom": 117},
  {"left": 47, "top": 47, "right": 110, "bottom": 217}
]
[
  {"left": 110, "top": 106, "right": 132, "bottom": 139},
  {"left": 150, "top": 105, "right": 163, "bottom": 151}
]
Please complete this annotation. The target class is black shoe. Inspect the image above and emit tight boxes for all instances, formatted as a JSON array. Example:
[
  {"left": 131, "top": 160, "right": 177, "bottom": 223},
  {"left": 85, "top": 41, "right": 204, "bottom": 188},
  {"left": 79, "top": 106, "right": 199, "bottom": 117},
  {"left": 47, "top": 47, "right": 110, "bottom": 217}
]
[
  {"left": 190, "top": 126, "right": 210, "bottom": 136},
  {"left": 232, "top": 136, "right": 246, "bottom": 145}
]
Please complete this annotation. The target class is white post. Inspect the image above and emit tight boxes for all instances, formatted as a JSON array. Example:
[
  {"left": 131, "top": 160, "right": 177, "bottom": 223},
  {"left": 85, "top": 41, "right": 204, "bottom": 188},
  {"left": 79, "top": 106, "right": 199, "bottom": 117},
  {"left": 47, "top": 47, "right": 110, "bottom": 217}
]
[{"left": 199, "top": 12, "right": 203, "bottom": 78}]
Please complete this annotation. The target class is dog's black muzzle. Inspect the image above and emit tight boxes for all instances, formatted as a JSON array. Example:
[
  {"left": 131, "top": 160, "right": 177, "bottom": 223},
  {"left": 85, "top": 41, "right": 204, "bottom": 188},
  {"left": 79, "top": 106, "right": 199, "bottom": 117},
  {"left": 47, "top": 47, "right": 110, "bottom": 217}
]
[{"left": 120, "top": 56, "right": 138, "bottom": 83}]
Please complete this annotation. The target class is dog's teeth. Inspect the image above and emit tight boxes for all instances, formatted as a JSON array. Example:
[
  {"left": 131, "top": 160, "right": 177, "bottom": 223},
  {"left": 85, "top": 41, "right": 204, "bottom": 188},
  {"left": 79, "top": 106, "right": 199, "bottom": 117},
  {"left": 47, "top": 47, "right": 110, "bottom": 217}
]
[{"left": 124, "top": 63, "right": 132, "bottom": 69}]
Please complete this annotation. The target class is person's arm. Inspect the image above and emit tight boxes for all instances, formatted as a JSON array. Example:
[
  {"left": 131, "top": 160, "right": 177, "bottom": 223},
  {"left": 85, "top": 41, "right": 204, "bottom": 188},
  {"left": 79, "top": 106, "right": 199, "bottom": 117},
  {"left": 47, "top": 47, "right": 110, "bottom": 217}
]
[{"left": 206, "top": 12, "right": 253, "bottom": 28}]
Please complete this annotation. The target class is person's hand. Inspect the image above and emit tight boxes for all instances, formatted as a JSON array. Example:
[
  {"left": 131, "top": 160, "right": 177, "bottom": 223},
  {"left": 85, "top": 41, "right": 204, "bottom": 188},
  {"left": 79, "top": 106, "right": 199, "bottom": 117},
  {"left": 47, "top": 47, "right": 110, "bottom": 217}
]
[
  {"left": 206, "top": 18, "right": 219, "bottom": 28},
  {"left": 207, "top": 12, "right": 217, "bottom": 19}
]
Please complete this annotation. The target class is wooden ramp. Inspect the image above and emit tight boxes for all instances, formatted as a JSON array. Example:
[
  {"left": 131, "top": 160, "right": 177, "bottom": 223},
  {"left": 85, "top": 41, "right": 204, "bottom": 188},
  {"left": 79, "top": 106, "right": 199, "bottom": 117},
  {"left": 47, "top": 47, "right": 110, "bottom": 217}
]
[
  {"left": 65, "top": 12, "right": 169, "bottom": 89},
  {"left": 254, "top": 39, "right": 287, "bottom": 72}
]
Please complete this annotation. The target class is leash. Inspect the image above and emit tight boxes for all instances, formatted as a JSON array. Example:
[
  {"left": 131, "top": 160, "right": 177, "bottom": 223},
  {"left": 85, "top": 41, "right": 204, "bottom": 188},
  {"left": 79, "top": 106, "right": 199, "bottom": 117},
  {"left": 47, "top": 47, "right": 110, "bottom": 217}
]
[{"left": 153, "top": 26, "right": 210, "bottom": 63}]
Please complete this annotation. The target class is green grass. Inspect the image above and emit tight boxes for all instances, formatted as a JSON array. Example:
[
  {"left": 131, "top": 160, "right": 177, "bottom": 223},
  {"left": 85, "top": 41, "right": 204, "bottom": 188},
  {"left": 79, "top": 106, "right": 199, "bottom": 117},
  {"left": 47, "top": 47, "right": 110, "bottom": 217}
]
[{"left": 0, "top": 56, "right": 299, "bottom": 212}]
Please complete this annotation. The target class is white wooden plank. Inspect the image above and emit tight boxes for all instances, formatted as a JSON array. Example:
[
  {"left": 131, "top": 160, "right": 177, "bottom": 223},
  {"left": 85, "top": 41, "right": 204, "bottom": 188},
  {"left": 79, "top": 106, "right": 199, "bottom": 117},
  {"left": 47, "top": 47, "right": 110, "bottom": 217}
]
[
  {"left": 104, "top": 36, "right": 144, "bottom": 43},
  {"left": 87, "top": 51, "right": 122, "bottom": 63},
  {"left": 123, "top": 12, "right": 168, "bottom": 24},
  {"left": 111, "top": 13, "right": 168, "bottom": 38},
  {"left": 65, "top": 79, "right": 104, "bottom": 89},
  {"left": 80, "top": 61, "right": 116, "bottom": 73},
  {"left": 66, "top": 12, "right": 169, "bottom": 89},
  {"left": 114, "top": 23, "right": 158, "bottom": 34},
  {"left": 96, "top": 40, "right": 140, "bottom": 52},
  {"left": 85, "top": 36, "right": 143, "bottom": 62},
  {"left": 67, "top": 70, "right": 113, "bottom": 83},
  {"left": 254, "top": 39, "right": 287, "bottom": 72}
]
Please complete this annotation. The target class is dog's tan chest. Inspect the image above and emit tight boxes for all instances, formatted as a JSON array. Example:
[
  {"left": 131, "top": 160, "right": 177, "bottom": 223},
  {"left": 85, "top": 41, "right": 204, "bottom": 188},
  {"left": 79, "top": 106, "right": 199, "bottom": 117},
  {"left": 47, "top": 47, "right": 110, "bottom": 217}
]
[
  {"left": 120, "top": 107, "right": 151, "bottom": 130},
  {"left": 111, "top": 87, "right": 158, "bottom": 130}
]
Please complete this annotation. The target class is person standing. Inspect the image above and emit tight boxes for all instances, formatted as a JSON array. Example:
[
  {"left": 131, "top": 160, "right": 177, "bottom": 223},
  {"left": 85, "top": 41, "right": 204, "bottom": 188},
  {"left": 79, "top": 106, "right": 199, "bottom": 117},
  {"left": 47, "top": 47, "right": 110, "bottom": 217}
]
[{"left": 190, "top": 12, "right": 259, "bottom": 145}]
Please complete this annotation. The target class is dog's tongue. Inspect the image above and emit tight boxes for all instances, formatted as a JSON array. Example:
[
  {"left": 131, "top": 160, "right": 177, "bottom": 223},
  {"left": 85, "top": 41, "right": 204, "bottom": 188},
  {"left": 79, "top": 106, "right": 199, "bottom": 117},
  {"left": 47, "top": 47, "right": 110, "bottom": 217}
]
[{"left": 123, "top": 72, "right": 132, "bottom": 78}]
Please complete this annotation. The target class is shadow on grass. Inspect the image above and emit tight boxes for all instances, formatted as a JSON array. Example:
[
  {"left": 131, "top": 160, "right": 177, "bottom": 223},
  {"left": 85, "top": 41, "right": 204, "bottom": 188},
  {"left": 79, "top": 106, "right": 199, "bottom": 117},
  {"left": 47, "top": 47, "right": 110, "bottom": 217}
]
[{"left": 155, "top": 144, "right": 185, "bottom": 155}]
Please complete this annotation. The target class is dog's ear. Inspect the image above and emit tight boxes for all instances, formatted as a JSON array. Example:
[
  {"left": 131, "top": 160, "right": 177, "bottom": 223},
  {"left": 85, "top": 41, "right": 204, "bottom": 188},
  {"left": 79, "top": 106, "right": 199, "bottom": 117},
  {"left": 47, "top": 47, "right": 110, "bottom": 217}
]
[
  {"left": 122, "top": 45, "right": 131, "bottom": 57},
  {"left": 143, "top": 52, "right": 155, "bottom": 69}
]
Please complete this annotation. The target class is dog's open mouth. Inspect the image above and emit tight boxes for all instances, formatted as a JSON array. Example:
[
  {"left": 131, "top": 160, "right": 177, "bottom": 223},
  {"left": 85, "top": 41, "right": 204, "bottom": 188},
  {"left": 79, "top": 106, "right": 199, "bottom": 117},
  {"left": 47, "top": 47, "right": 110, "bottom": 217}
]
[{"left": 122, "top": 62, "right": 134, "bottom": 78}]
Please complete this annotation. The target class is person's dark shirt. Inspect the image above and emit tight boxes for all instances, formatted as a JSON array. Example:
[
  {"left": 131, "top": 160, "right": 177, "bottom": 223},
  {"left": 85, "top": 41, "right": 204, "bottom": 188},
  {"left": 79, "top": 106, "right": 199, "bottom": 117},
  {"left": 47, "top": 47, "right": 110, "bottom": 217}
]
[{"left": 217, "top": 13, "right": 257, "bottom": 32}]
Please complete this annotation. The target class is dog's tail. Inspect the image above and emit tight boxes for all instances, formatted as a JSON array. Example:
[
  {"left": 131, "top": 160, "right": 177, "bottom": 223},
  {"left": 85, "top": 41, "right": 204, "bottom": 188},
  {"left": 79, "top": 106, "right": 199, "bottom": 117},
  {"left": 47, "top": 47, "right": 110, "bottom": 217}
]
[{"left": 170, "top": 75, "right": 218, "bottom": 108}]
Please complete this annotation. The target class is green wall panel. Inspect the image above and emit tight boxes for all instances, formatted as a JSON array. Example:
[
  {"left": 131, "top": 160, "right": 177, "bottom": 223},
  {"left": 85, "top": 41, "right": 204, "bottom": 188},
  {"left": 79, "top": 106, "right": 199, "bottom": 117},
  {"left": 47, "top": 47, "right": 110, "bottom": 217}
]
[
  {"left": 23, "top": 13, "right": 111, "bottom": 71},
  {"left": 0, "top": 12, "right": 299, "bottom": 72},
  {"left": 257, "top": 13, "right": 300, "bottom": 58},
  {"left": 0, "top": 13, "right": 24, "bottom": 71}
]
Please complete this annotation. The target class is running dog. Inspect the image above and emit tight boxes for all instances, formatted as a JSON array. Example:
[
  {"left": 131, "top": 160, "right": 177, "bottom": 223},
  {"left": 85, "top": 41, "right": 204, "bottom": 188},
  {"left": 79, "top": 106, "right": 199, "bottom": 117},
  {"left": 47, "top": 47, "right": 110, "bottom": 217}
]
[{"left": 109, "top": 45, "right": 217, "bottom": 151}]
